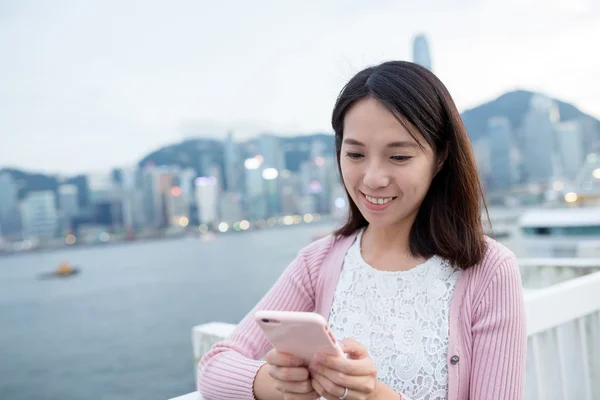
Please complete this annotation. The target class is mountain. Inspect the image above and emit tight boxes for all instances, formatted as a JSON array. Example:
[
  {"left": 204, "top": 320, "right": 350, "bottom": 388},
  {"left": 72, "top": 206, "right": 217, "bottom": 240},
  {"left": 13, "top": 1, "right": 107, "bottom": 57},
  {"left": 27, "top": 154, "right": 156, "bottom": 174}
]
[
  {"left": 3, "top": 90, "right": 599, "bottom": 200},
  {"left": 462, "top": 90, "right": 600, "bottom": 143}
]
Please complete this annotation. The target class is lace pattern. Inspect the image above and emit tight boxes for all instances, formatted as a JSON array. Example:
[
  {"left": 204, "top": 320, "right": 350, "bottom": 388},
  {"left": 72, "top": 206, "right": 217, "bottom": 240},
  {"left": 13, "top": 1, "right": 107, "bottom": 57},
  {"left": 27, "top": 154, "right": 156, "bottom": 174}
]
[{"left": 327, "top": 230, "right": 460, "bottom": 400}]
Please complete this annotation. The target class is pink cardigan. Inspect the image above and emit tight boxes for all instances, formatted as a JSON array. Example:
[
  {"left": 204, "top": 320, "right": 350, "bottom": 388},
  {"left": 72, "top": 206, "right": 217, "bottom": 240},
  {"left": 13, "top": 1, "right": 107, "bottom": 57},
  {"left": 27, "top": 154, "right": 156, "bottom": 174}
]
[{"left": 198, "top": 232, "right": 527, "bottom": 400}]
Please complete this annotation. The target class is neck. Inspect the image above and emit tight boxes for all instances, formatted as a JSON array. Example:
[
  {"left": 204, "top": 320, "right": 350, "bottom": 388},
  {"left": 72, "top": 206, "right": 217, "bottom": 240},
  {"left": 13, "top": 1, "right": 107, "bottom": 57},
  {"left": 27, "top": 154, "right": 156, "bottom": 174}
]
[{"left": 361, "top": 219, "right": 414, "bottom": 256}]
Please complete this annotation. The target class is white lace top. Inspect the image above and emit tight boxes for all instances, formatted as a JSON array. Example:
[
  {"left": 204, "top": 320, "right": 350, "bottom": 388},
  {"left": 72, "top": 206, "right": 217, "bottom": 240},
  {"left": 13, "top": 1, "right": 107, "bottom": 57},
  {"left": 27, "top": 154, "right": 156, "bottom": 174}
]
[{"left": 327, "top": 230, "right": 461, "bottom": 400}]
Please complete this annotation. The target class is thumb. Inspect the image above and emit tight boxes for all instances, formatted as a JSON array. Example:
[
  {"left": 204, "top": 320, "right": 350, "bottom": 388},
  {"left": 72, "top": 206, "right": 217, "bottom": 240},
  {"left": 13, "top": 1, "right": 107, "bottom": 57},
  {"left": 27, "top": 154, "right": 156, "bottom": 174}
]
[{"left": 339, "top": 338, "right": 368, "bottom": 360}]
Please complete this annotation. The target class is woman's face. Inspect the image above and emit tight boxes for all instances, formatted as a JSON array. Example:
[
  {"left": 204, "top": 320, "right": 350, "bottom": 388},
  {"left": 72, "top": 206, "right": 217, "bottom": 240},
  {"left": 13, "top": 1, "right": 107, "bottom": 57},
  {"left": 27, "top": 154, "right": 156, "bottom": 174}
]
[{"left": 340, "top": 97, "right": 440, "bottom": 229}]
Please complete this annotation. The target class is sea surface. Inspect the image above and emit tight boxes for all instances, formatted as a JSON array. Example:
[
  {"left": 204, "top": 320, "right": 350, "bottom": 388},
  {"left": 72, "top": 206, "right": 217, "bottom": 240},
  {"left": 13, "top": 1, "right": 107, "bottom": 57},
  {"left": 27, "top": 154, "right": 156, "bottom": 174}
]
[{"left": 0, "top": 223, "right": 337, "bottom": 400}]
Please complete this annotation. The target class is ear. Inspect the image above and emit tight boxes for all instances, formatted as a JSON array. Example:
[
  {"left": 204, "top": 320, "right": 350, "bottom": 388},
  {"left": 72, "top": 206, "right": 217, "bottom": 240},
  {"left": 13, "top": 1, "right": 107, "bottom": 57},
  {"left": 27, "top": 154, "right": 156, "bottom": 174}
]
[{"left": 435, "top": 143, "right": 448, "bottom": 175}]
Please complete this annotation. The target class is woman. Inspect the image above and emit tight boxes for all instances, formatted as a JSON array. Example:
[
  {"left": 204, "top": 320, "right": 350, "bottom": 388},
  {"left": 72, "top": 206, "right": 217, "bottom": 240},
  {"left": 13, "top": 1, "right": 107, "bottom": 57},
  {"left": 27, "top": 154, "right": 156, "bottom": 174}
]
[{"left": 198, "top": 61, "right": 526, "bottom": 400}]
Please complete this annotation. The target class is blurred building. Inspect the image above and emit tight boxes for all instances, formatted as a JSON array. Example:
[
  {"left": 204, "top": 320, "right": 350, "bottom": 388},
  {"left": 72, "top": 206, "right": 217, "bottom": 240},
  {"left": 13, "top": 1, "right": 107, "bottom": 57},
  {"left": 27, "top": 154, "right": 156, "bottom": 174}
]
[
  {"left": 244, "top": 155, "right": 267, "bottom": 219},
  {"left": 142, "top": 167, "right": 171, "bottom": 229},
  {"left": 555, "top": 121, "right": 585, "bottom": 180},
  {"left": 117, "top": 167, "right": 147, "bottom": 232},
  {"left": 224, "top": 132, "right": 241, "bottom": 193},
  {"left": 219, "top": 192, "right": 244, "bottom": 222},
  {"left": 20, "top": 191, "right": 58, "bottom": 240},
  {"left": 522, "top": 95, "right": 559, "bottom": 184},
  {"left": 413, "top": 34, "right": 433, "bottom": 71},
  {"left": 487, "top": 117, "right": 516, "bottom": 190},
  {"left": 58, "top": 184, "right": 79, "bottom": 233},
  {"left": 87, "top": 170, "right": 123, "bottom": 231},
  {"left": 0, "top": 173, "right": 21, "bottom": 238},
  {"left": 195, "top": 176, "right": 219, "bottom": 225}
]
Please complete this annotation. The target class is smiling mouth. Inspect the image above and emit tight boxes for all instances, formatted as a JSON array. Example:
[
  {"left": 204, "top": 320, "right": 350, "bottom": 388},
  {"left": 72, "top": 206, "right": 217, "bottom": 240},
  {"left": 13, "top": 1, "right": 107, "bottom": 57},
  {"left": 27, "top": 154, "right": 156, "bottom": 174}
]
[{"left": 362, "top": 193, "right": 397, "bottom": 205}]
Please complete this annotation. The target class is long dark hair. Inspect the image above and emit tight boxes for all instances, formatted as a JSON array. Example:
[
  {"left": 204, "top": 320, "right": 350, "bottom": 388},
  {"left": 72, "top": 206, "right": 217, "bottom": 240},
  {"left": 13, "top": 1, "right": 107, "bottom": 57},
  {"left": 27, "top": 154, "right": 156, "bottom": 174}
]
[{"left": 332, "top": 61, "right": 488, "bottom": 269}]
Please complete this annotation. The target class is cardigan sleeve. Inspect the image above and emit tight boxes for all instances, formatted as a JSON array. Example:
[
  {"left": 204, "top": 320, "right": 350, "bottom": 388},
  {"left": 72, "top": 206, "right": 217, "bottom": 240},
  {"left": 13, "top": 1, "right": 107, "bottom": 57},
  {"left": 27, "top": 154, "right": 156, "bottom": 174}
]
[
  {"left": 470, "top": 256, "right": 527, "bottom": 399},
  {"left": 197, "top": 247, "right": 320, "bottom": 399}
]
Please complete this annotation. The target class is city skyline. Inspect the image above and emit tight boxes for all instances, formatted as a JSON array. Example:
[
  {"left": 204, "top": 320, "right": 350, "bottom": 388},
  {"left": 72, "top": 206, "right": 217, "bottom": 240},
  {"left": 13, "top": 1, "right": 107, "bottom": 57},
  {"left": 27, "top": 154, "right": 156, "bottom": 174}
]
[{"left": 1, "top": 0, "right": 599, "bottom": 173}]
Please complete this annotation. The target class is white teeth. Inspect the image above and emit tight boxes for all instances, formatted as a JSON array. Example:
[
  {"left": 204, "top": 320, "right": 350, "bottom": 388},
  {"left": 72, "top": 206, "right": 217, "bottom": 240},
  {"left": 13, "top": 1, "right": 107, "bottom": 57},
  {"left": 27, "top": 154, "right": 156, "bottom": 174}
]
[{"left": 365, "top": 195, "right": 394, "bottom": 205}]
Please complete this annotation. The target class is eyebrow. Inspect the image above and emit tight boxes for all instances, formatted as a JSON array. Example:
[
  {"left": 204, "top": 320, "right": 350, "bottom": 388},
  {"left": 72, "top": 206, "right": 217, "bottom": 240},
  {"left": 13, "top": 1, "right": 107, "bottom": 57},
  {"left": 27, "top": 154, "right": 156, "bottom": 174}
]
[{"left": 343, "top": 138, "right": 418, "bottom": 149}]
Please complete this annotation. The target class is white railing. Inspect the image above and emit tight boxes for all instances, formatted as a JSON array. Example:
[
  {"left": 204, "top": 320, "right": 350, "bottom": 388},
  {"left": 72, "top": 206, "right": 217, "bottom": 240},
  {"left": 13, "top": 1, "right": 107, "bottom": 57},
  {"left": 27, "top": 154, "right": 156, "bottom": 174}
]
[{"left": 170, "top": 259, "right": 600, "bottom": 400}]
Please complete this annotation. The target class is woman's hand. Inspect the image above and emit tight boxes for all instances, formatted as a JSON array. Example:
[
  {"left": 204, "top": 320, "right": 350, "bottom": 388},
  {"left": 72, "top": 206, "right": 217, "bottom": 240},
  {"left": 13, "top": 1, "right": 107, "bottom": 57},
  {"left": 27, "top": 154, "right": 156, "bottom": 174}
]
[
  {"left": 308, "top": 338, "right": 379, "bottom": 400},
  {"left": 264, "top": 348, "right": 320, "bottom": 400}
]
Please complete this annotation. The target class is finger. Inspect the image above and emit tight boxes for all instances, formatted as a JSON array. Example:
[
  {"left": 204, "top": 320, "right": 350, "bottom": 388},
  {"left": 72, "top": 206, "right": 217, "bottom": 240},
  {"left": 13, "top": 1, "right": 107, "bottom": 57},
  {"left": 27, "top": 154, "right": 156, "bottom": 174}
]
[
  {"left": 273, "top": 377, "right": 313, "bottom": 394},
  {"left": 339, "top": 338, "right": 368, "bottom": 360},
  {"left": 309, "top": 361, "right": 373, "bottom": 392},
  {"left": 266, "top": 349, "right": 304, "bottom": 367},
  {"left": 311, "top": 372, "right": 346, "bottom": 399},
  {"left": 282, "top": 391, "right": 320, "bottom": 400},
  {"left": 311, "top": 376, "right": 340, "bottom": 400},
  {"left": 269, "top": 365, "right": 310, "bottom": 382},
  {"left": 313, "top": 353, "right": 376, "bottom": 376}
]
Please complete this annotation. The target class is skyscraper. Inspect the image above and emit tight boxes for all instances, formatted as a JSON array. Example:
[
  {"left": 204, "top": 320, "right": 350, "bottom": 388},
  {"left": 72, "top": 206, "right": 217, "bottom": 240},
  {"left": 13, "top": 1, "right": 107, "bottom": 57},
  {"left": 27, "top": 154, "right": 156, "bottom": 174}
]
[
  {"left": 0, "top": 173, "right": 21, "bottom": 238},
  {"left": 21, "top": 191, "right": 59, "bottom": 240},
  {"left": 195, "top": 176, "right": 219, "bottom": 224},
  {"left": 555, "top": 121, "right": 585, "bottom": 179},
  {"left": 487, "top": 117, "right": 515, "bottom": 190},
  {"left": 413, "top": 34, "right": 432, "bottom": 71},
  {"left": 224, "top": 131, "right": 239, "bottom": 193},
  {"left": 58, "top": 184, "right": 79, "bottom": 233},
  {"left": 522, "top": 95, "right": 559, "bottom": 184}
]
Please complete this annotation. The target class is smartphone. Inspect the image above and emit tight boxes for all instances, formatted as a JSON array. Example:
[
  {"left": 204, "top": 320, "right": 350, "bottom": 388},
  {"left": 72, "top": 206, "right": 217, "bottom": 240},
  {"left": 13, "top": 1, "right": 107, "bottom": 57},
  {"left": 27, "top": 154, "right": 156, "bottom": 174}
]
[{"left": 254, "top": 310, "right": 344, "bottom": 364}]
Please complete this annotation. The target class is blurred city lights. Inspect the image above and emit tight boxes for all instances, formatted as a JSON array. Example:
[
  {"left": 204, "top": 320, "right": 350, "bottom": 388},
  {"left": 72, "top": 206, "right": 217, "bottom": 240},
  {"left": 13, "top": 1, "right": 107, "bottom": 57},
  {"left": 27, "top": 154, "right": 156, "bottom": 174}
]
[
  {"left": 195, "top": 176, "right": 217, "bottom": 186},
  {"left": 244, "top": 155, "right": 263, "bottom": 170},
  {"left": 65, "top": 234, "right": 76, "bottom": 245},
  {"left": 218, "top": 222, "right": 229, "bottom": 232},
  {"left": 335, "top": 197, "right": 346, "bottom": 209},
  {"left": 179, "top": 216, "right": 189, "bottom": 227},
  {"left": 171, "top": 186, "right": 182, "bottom": 197},
  {"left": 564, "top": 192, "right": 578, "bottom": 203},
  {"left": 240, "top": 220, "right": 250, "bottom": 230},
  {"left": 303, "top": 214, "right": 314, "bottom": 223},
  {"left": 262, "top": 168, "right": 279, "bottom": 180}
]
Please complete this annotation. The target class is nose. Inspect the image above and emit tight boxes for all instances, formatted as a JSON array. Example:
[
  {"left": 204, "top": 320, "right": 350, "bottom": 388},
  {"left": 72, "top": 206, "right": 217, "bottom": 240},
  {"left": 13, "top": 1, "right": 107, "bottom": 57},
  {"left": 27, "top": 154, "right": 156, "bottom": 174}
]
[{"left": 362, "top": 162, "right": 390, "bottom": 189}]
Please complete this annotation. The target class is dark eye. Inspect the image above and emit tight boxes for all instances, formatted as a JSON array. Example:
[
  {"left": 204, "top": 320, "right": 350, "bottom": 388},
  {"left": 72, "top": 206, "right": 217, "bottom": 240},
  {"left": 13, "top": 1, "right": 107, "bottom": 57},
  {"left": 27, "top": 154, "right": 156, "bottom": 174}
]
[
  {"left": 390, "top": 156, "right": 412, "bottom": 162},
  {"left": 345, "top": 152, "right": 364, "bottom": 159}
]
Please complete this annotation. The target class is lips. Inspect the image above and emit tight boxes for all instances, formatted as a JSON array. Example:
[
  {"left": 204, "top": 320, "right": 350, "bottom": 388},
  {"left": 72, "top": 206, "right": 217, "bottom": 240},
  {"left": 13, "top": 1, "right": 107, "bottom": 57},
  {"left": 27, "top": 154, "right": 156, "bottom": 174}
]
[
  {"left": 361, "top": 192, "right": 397, "bottom": 211},
  {"left": 364, "top": 194, "right": 395, "bottom": 205}
]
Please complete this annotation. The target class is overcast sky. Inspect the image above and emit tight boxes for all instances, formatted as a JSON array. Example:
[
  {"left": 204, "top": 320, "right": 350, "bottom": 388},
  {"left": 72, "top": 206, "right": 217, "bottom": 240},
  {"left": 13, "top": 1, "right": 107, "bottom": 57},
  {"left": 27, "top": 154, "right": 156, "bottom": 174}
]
[{"left": 1, "top": 0, "right": 599, "bottom": 175}]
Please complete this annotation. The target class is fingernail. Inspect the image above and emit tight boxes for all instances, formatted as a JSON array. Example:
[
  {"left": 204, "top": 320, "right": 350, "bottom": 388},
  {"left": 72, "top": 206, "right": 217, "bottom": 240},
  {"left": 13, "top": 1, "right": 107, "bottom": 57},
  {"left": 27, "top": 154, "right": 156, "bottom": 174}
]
[
  {"left": 314, "top": 354, "right": 326, "bottom": 363},
  {"left": 291, "top": 357, "right": 301, "bottom": 366}
]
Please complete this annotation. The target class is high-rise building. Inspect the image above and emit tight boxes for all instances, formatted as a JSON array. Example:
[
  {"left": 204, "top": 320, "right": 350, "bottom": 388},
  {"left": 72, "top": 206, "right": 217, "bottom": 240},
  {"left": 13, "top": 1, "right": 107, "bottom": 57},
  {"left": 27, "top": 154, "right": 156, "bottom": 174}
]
[
  {"left": 141, "top": 166, "right": 174, "bottom": 229},
  {"left": 116, "top": 167, "right": 146, "bottom": 232},
  {"left": 259, "top": 134, "right": 285, "bottom": 172},
  {"left": 413, "top": 34, "right": 433, "bottom": 71},
  {"left": 58, "top": 184, "right": 79, "bottom": 233},
  {"left": 167, "top": 186, "right": 190, "bottom": 227},
  {"left": 195, "top": 176, "right": 219, "bottom": 225},
  {"left": 521, "top": 95, "right": 559, "bottom": 184},
  {"left": 487, "top": 117, "right": 515, "bottom": 190},
  {"left": 224, "top": 132, "right": 240, "bottom": 193},
  {"left": 244, "top": 155, "right": 267, "bottom": 219},
  {"left": 556, "top": 121, "right": 585, "bottom": 180},
  {"left": 0, "top": 173, "right": 21, "bottom": 238},
  {"left": 21, "top": 191, "right": 58, "bottom": 240},
  {"left": 219, "top": 192, "right": 244, "bottom": 222}
]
